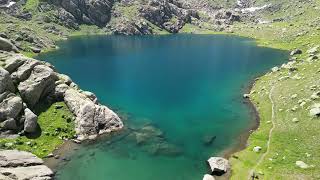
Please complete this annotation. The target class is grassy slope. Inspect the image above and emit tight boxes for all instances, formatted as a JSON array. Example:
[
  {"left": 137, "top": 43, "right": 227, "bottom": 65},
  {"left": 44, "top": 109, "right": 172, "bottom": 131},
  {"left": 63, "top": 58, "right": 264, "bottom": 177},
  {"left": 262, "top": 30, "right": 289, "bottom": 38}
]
[
  {"left": 0, "top": 102, "right": 75, "bottom": 158},
  {"left": 227, "top": 1, "right": 320, "bottom": 179}
]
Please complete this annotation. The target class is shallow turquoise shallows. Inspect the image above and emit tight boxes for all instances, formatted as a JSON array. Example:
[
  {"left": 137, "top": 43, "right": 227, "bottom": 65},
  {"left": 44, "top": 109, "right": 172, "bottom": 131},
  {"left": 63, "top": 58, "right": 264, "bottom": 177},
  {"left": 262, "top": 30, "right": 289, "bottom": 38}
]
[{"left": 38, "top": 35, "right": 287, "bottom": 180}]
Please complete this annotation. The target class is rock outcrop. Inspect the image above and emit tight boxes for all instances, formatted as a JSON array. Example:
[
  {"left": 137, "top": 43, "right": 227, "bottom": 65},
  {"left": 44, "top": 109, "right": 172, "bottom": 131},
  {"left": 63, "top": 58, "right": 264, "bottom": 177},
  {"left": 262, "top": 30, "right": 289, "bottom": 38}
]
[
  {"left": 139, "top": 0, "right": 199, "bottom": 33},
  {"left": 0, "top": 37, "right": 18, "bottom": 53},
  {"left": 49, "top": 0, "right": 114, "bottom": 27},
  {"left": 0, "top": 49, "right": 123, "bottom": 140},
  {"left": 0, "top": 150, "right": 53, "bottom": 180}
]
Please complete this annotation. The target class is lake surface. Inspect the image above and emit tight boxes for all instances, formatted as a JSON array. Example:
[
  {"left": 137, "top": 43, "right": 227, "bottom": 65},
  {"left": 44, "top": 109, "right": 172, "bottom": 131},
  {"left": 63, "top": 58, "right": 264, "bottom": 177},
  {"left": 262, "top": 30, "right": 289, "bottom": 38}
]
[{"left": 38, "top": 35, "right": 287, "bottom": 180}]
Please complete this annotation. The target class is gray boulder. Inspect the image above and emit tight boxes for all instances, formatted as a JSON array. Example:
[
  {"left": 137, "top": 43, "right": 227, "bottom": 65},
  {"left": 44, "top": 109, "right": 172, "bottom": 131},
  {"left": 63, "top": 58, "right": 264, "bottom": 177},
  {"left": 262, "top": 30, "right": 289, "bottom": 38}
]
[
  {"left": 10, "top": 58, "right": 41, "bottom": 83},
  {"left": 64, "top": 88, "right": 123, "bottom": 140},
  {"left": 0, "top": 37, "right": 19, "bottom": 53},
  {"left": 23, "top": 108, "right": 38, "bottom": 133},
  {"left": 207, "top": 157, "right": 229, "bottom": 175},
  {"left": 18, "top": 65, "right": 58, "bottom": 107},
  {"left": 0, "top": 118, "right": 17, "bottom": 130},
  {"left": 0, "top": 93, "right": 23, "bottom": 122},
  {"left": 0, "top": 150, "right": 53, "bottom": 180},
  {"left": 0, "top": 67, "right": 15, "bottom": 93}
]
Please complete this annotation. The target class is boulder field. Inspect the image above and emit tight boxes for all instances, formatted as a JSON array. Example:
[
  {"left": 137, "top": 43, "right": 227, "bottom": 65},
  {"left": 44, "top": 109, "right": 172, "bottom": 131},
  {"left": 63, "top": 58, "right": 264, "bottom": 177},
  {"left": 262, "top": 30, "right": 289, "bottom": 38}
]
[{"left": 0, "top": 50, "right": 123, "bottom": 140}]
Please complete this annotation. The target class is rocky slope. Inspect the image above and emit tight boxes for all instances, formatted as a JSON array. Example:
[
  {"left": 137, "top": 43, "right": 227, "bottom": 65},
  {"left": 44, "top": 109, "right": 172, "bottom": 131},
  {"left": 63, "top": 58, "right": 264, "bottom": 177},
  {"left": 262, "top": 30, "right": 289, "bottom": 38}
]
[{"left": 0, "top": 41, "right": 123, "bottom": 141}]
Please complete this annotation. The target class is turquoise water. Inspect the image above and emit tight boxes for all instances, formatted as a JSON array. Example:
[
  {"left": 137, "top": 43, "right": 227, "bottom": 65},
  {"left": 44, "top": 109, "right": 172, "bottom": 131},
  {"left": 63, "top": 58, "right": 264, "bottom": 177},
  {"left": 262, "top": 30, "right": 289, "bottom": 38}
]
[{"left": 38, "top": 35, "right": 287, "bottom": 180}]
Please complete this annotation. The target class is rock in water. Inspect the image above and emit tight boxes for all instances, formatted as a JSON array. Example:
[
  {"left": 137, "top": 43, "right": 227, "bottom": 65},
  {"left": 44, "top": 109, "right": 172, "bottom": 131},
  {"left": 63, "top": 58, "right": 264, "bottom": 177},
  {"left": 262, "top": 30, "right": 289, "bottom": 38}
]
[
  {"left": 24, "top": 108, "right": 38, "bottom": 133},
  {"left": 203, "top": 174, "right": 215, "bottom": 180},
  {"left": 0, "top": 150, "right": 53, "bottom": 179},
  {"left": 0, "top": 37, "right": 19, "bottom": 53},
  {"left": 64, "top": 88, "right": 123, "bottom": 140},
  {"left": 207, "top": 157, "right": 229, "bottom": 175}
]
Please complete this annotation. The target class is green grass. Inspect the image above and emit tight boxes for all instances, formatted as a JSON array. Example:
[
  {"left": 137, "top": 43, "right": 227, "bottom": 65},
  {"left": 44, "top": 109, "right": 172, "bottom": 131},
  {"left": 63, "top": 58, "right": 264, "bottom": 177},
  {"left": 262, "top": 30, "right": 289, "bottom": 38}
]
[
  {"left": 231, "top": 51, "right": 320, "bottom": 179},
  {"left": 0, "top": 102, "right": 75, "bottom": 158}
]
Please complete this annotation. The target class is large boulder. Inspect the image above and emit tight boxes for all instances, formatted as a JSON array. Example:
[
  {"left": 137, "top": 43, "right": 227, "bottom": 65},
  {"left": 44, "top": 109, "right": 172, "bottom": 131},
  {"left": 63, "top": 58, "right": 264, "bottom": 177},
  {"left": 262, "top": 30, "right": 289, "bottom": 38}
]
[
  {"left": 23, "top": 108, "right": 38, "bottom": 133},
  {"left": 0, "top": 67, "right": 15, "bottom": 93},
  {"left": 0, "top": 37, "right": 18, "bottom": 53},
  {"left": 207, "top": 157, "right": 229, "bottom": 175},
  {"left": 18, "top": 65, "right": 58, "bottom": 107},
  {"left": 0, "top": 93, "right": 23, "bottom": 122},
  {"left": 64, "top": 88, "right": 123, "bottom": 140},
  {"left": 0, "top": 150, "right": 53, "bottom": 179}
]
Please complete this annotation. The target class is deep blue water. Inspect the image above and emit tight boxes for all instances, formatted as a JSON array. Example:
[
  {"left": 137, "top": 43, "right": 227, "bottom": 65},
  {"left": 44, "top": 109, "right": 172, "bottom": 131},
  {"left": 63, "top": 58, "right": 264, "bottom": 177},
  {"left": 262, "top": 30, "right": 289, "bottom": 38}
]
[{"left": 38, "top": 34, "right": 287, "bottom": 180}]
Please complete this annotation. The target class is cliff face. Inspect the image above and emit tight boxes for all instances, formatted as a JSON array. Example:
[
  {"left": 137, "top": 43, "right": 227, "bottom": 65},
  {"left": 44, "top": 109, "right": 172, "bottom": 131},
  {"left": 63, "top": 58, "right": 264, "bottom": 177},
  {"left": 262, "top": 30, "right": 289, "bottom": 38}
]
[{"left": 48, "top": 0, "right": 114, "bottom": 27}]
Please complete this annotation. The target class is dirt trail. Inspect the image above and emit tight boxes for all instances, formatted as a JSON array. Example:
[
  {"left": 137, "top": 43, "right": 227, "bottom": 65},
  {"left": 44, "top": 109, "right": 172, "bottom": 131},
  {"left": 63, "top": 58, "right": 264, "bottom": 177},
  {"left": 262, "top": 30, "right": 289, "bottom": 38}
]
[{"left": 248, "top": 85, "right": 276, "bottom": 179}]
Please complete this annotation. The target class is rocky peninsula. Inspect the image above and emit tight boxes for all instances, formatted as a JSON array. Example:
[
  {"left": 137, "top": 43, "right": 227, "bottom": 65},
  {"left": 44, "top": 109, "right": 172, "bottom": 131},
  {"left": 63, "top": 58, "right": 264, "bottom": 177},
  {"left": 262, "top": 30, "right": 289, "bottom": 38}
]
[{"left": 0, "top": 39, "right": 123, "bottom": 179}]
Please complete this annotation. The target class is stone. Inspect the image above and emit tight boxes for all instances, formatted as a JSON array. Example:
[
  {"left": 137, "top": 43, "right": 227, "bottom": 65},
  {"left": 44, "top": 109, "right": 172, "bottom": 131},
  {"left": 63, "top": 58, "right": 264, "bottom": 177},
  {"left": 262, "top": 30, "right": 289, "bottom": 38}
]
[
  {"left": 290, "top": 49, "right": 302, "bottom": 56},
  {"left": 243, "top": 94, "right": 250, "bottom": 98},
  {"left": 64, "top": 88, "right": 123, "bottom": 140},
  {"left": 253, "top": 146, "right": 262, "bottom": 152},
  {"left": 18, "top": 64, "right": 58, "bottom": 107},
  {"left": 0, "top": 118, "right": 17, "bottom": 130},
  {"left": 271, "top": 66, "right": 279, "bottom": 72},
  {"left": 203, "top": 135, "right": 216, "bottom": 146},
  {"left": 24, "top": 108, "right": 38, "bottom": 133},
  {"left": 203, "top": 174, "right": 215, "bottom": 180},
  {"left": 0, "top": 94, "right": 23, "bottom": 121},
  {"left": 30, "top": 47, "right": 41, "bottom": 53},
  {"left": 0, "top": 37, "right": 19, "bottom": 53},
  {"left": 207, "top": 157, "right": 229, "bottom": 175},
  {"left": 296, "top": 161, "right": 309, "bottom": 169},
  {"left": 310, "top": 104, "right": 320, "bottom": 117},
  {"left": 307, "top": 46, "right": 319, "bottom": 54},
  {"left": 0, "top": 67, "right": 15, "bottom": 94},
  {"left": 292, "top": 118, "right": 299, "bottom": 123}
]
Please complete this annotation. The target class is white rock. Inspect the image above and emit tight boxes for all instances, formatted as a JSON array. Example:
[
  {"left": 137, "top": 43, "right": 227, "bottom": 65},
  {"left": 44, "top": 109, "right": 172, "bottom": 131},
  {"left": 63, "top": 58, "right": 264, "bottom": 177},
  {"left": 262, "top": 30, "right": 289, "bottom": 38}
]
[
  {"left": 207, "top": 157, "right": 229, "bottom": 175},
  {"left": 253, "top": 146, "right": 262, "bottom": 152},
  {"left": 203, "top": 174, "right": 215, "bottom": 180},
  {"left": 296, "top": 161, "right": 309, "bottom": 169},
  {"left": 310, "top": 104, "right": 320, "bottom": 117}
]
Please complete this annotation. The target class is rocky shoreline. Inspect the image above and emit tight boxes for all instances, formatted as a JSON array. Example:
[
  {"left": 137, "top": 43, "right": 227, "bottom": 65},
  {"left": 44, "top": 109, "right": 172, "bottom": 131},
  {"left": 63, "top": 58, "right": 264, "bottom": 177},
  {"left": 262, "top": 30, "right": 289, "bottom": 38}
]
[{"left": 0, "top": 38, "right": 123, "bottom": 179}]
